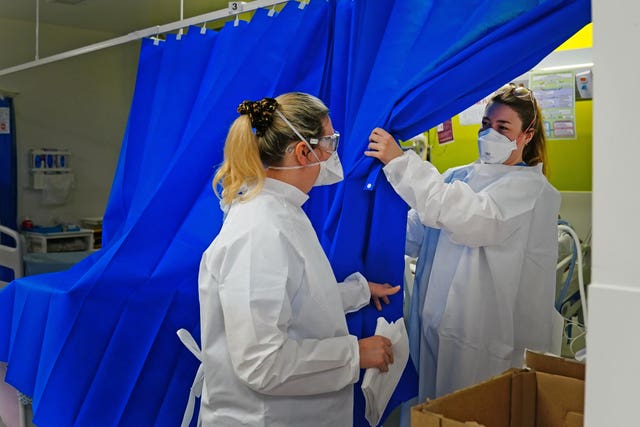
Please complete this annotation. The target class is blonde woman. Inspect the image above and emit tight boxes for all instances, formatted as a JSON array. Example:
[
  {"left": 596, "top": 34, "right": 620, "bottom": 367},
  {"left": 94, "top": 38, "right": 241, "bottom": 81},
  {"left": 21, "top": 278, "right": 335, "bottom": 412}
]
[{"left": 197, "top": 92, "right": 400, "bottom": 426}]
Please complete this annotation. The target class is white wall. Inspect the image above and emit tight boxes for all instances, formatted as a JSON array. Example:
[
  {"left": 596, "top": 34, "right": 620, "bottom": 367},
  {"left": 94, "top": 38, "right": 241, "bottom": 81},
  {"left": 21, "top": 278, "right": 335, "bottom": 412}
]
[
  {"left": 0, "top": 18, "right": 139, "bottom": 226},
  {"left": 586, "top": 1, "right": 640, "bottom": 425}
]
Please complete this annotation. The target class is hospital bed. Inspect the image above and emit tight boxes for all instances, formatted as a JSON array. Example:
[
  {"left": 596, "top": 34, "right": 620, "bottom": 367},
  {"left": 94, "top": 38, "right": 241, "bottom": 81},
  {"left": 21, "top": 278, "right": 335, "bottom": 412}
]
[{"left": 0, "top": 225, "right": 23, "bottom": 288}]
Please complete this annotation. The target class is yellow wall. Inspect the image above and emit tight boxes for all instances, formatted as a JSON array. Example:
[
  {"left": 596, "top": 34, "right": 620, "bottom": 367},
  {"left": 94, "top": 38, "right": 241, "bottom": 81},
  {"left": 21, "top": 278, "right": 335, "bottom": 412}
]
[
  {"left": 556, "top": 23, "right": 592, "bottom": 50},
  {"left": 428, "top": 24, "right": 593, "bottom": 191},
  {"left": 547, "top": 99, "right": 592, "bottom": 190}
]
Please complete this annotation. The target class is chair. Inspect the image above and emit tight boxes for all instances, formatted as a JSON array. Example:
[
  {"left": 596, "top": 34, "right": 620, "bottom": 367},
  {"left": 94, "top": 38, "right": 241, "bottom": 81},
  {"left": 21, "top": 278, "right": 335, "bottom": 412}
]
[{"left": 0, "top": 225, "right": 23, "bottom": 288}]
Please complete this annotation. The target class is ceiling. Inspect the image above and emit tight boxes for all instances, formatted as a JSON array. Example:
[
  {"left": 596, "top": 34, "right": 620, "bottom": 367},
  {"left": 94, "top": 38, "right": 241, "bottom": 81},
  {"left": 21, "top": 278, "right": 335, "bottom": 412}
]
[{"left": 0, "top": 0, "right": 238, "bottom": 35}]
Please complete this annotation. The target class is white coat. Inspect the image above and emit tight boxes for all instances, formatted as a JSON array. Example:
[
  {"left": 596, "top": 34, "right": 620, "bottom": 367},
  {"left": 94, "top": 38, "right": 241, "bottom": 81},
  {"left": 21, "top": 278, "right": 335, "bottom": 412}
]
[
  {"left": 384, "top": 150, "right": 560, "bottom": 399},
  {"left": 197, "top": 178, "right": 370, "bottom": 427}
]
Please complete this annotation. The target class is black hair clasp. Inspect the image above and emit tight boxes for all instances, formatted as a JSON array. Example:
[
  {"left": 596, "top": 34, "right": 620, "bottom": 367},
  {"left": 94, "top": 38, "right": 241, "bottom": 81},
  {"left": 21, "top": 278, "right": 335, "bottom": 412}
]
[{"left": 237, "top": 97, "right": 279, "bottom": 137}]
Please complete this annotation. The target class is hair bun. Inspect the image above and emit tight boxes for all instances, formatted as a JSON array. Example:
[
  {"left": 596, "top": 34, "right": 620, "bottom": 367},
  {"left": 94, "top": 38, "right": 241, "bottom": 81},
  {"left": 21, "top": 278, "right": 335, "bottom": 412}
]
[{"left": 237, "top": 97, "right": 279, "bottom": 137}]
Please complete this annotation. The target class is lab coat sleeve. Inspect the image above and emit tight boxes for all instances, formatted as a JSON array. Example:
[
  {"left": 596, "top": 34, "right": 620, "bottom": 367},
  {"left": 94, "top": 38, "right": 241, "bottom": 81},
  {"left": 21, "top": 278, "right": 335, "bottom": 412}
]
[
  {"left": 216, "top": 226, "right": 360, "bottom": 396},
  {"left": 338, "top": 272, "right": 371, "bottom": 314},
  {"left": 383, "top": 150, "right": 541, "bottom": 247},
  {"left": 405, "top": 208, "right": 424, "bottom": 257}
]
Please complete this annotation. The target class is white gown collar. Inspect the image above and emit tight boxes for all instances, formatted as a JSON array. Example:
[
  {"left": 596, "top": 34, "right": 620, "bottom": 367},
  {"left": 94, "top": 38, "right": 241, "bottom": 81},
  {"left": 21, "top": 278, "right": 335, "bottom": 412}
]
[{"left": 263, "top": 178, "right": 309, "bottom": 207}]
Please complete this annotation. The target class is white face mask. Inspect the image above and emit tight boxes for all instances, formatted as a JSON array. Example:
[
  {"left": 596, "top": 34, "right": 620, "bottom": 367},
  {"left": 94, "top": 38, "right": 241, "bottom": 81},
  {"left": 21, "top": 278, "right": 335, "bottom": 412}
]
[
  {"left": 311, "top": 149, "right": 343, "bottom": 187},
  {"left": 477, "top": 127, "right": 517, "bottom": 164},
  {"left": 268, "top": 144, "right": 344, "bottom": 186},
  {"left": 269, "top": 110, "right": 344, "bottom": 186}
]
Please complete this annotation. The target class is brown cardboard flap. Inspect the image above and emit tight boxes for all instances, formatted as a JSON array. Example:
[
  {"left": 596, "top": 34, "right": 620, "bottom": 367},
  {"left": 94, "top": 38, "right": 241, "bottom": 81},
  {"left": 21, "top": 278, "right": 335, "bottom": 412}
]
[
  {"left": 418, "top": 370, "right": 520, "bottom": 427},
  {"left": 411, "top": 358, "right": 585, "bottom": 427},
  {"left": 509, "top": 370, "right": 537, "bottom": 427},
  {"left": 525, "top": 350, "right": 585, "bottom": 380},
  {"left": 565, "top": 411, "right": 584, "bottom": 427},
  {"left": 411, "top": 406, "right": 486, "bottom": 427},
  {"left": 535, "top": 371, "right": 585, "bottom": 427},
  {"left": 411, "top": 408, "right": 483, "bottom": 427}
]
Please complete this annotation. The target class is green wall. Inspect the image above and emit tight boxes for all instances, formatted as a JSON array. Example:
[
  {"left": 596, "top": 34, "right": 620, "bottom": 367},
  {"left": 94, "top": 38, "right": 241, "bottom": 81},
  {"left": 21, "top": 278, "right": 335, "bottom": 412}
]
[{"left": 428, "top": 99, "right": 592, "bottom": 191}]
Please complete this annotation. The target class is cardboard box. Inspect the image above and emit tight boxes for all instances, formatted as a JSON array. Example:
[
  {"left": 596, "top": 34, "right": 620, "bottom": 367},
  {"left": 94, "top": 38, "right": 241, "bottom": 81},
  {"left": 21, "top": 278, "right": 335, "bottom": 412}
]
[{"left": 411, "top": 350, "right": 585, "bottom": 427}]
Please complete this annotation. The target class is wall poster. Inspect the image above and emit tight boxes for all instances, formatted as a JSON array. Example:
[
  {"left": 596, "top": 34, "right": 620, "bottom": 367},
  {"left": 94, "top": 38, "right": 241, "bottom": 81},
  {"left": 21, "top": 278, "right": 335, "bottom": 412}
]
[
  {"left": 530, "top": 71, "right": 577, "bottom": 140},
  {"left": 436, "top": 119, "right": 454, "bottom": 144}
]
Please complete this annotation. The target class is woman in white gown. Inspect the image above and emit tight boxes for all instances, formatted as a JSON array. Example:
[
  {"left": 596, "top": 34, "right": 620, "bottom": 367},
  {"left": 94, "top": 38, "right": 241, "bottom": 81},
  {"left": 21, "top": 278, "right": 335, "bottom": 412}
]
[
  {"left": 365, "top": 84, "right": 560, "bottom": 400},
  {"left": 196, "top": 92, "right": 400, "bottom": 426}
]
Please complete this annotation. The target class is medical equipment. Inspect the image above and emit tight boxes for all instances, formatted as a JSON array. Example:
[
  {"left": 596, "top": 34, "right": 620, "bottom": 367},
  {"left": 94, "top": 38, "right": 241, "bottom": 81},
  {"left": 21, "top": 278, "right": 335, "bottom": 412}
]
[
  {"left": 555, "top": 221, "right": 589, "bottom": 360},
  {"left": 0, "top": 225, "right": 23, "bottom": 288}
]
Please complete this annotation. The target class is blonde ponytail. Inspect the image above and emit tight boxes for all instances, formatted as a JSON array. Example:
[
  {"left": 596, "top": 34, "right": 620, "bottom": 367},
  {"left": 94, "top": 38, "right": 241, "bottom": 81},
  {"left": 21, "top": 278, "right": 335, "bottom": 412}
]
[{"left": 213, "top": 115, "right": 266, "bottom": 205}]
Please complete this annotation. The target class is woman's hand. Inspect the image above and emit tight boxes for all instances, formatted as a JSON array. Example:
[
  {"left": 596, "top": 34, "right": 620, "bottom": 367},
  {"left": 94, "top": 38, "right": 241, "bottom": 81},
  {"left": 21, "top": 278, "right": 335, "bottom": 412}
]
[
  {"left": 364, "top": 127, "right": 404, "bottom": 165},
  {"left": 358, "top": 335, "right": 394, "bottom": 372},
  {"left": 368, "top": 282, "right": 401, "bottom": 311}
]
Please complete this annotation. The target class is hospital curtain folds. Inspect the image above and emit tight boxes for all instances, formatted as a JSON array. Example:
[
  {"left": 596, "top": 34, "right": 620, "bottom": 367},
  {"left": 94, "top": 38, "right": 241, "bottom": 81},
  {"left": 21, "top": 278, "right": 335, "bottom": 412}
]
[{"left": 0, "top": 1, "right": 590, "bottom": 427}]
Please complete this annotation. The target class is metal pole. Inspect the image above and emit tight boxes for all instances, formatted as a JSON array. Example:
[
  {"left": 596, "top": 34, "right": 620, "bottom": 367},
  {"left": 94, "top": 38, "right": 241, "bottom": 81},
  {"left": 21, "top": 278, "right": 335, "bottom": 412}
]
[{"left": 0, "top": 0, "right": 287, "bottom": 77}]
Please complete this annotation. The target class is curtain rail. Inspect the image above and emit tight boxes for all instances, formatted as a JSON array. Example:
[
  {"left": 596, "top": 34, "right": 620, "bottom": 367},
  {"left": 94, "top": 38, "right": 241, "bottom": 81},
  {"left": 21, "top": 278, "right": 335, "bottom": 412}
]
[{"left": 0, "top": 0, "right": 290, "bottom": 77}]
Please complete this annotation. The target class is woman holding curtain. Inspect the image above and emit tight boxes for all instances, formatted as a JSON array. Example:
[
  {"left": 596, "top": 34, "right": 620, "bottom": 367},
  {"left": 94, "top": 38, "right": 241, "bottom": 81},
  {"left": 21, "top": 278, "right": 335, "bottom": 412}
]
[
  {"left": 194, "top": 92, "right": 400, "bottom": 426},
  {"left": 365, "top": 84, "right": 560, "bottom": 399}
]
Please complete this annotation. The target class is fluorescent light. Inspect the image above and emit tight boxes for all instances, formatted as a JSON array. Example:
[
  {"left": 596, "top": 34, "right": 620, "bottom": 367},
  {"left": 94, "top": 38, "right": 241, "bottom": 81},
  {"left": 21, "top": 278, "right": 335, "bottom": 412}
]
[{"left": 537, "top": 62, "right": 594, "bottom": 72}]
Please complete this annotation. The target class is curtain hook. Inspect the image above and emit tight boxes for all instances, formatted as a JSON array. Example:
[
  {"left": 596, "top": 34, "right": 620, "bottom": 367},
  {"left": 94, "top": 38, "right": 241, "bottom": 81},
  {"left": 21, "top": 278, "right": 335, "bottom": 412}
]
[
  {"left": 229, "top": 2, "right": 244, "bottom": 27},
  {"left": 200, "top": 22, "right": 207, "bottom": 34},
  {"left": 177, "top": 0, "right": 184, "bottom": 40},
  {"left": 153, "top": 25, "right": 161, "bottom": 45},
  {"left": 268, "top": 6, "right": 276, "bottom": 17}
]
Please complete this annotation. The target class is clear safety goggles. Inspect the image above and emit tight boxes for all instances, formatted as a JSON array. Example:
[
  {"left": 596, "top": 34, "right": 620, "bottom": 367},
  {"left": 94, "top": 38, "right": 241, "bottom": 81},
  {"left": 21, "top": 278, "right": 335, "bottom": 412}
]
[
  {"left": 310, "top": 132, "right": 340, "bottom": 153},
  {"left": 275, "top": 109, "right": 339, "bottom": 155}
]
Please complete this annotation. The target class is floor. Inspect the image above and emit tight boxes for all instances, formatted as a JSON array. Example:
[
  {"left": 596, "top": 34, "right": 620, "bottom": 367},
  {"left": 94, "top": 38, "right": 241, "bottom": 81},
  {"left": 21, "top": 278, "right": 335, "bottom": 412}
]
[{"left": 384, "top": 406, "right": 401, "bottom": 426}]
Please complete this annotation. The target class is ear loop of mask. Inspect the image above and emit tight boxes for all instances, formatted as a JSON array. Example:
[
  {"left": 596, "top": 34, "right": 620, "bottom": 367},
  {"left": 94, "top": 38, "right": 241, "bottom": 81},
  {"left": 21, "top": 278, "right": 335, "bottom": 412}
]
[{"left": 268, "top": 110, "right": 322, "bottom": 170}]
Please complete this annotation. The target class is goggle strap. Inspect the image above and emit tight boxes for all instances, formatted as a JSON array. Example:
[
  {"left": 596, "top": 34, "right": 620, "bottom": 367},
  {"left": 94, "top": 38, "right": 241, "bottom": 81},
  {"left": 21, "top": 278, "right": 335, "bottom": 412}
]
[
  {"left": 275, "top": 110, "right": 312, "bottom": 146},
  {"left": 274, "top": 109, "right": 320, "bottom": 162}
]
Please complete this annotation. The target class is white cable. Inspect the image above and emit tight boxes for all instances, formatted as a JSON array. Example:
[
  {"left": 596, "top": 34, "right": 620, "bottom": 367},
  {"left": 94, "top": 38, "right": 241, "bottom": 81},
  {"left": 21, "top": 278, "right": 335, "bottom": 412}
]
[
  {"left": 556, "top": 253, "right": 573, "bottom": 271},
  {"left": 558, "top": 224, "right": 588, "bottom": 328}
]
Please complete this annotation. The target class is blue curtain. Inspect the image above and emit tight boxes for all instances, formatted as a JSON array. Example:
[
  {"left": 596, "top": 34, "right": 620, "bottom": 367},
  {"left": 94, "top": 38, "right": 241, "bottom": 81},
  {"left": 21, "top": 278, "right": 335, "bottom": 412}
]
[{"left": 0, "top": 0, "right": 590, "bottom": 426}]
